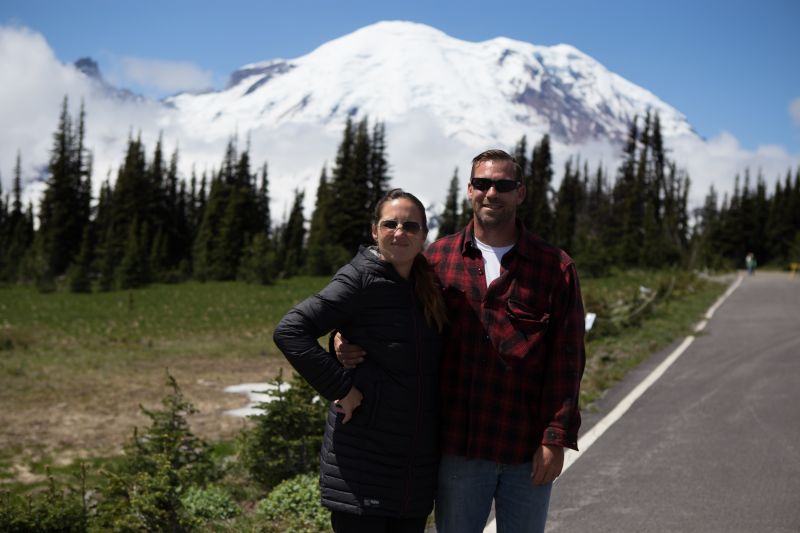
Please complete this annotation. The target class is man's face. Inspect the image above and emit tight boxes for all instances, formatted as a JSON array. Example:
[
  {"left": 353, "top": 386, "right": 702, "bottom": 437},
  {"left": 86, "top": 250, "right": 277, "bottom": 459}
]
[{"left": 468, "top": 160, "right": 525, "bottom": 230}]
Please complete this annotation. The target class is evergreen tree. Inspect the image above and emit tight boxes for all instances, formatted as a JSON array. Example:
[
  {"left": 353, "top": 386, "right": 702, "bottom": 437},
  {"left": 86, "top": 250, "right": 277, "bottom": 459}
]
[
  {"left": 279, "top": 189, "right": 306, "bottom": 277},
  {"left": 573, "top": 164, "right": 612, "bottom": 277},
  {"left": 0, "top": 177, "right": 6, "bottom": 279},
  {"left": 513, "top": 135, "right": 532, "bottom": 226},
  {"left": 192, "top": 140, "right": 264, "bottom": 280},
  {"left": 692, "top": 185, "right": 723, "bottom": 269},
  {"left": 438, "top": 168, "right": 461, "bottom": 237},
  {"left": 238, "top": 232, "right": 275, "bottom": 285},
  {"left": 258, "top": 163, "right": 271, "bottom": 237},
  {"left": 368, "top": 121, "right": 391, "bottom": 211},
  {"left": 1, "top": 153, "right": 34, "bottom": 281},
  {"left": 93, "top": 179, "right": 116, "bottom": 291},
  {"left": 458, "top": 198, "right": 473, "bottom": 229},
  {"left": 38, "top": 97, "right": 92, "bottom": 278},
  {"left": 305, "top": 166, "right": 344, "bottom": 275},
  {"left": 102, "top": 133, "right": 151, "bottom": 287},
  {"left": 162, "top": 147, "right": 189, "bottom": 278},
  {"left": 327, "top": 117, "right": 387, "bottom": 256},
  {"left": 68, "top": 225, "right": 94, "bottom": 292},
  {"left": 193, "top": 173, "right": 226, "bottom": 281},
  {"left": 611, "top": 116, "right": 641, "bottom": 265},
  {"left": 117, "top": 219, "right": 150, "bottom": 289},
  {"left": 527, "top": 135, "right": 554, "bottom": 238},
  {"left": 552, "top": 157, "right": 583, "bottom": 255}
]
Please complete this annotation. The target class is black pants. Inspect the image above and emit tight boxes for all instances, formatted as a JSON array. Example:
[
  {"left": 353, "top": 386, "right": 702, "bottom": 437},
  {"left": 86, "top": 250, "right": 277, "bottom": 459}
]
[{"left": 330, "top": 510, "right": 428, "bottom": 533}]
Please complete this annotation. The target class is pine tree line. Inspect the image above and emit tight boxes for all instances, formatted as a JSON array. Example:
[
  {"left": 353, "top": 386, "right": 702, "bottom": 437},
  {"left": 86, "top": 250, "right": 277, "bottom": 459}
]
[
  {"left": 693, "top": 167, "right": 800, "bottom": 269},
  {"left": 2, "top": 102, "right": 799, "bottom": 291},
  {"left": 304, "top": 116, "right": 391, "bottom": 275},
  {"left": 434, "top": 113, "right": 693, "bottom": 277},
  {"left": 0, "top": 102, "right": 392, "bottom": 291},
  {"left": 437, "top": 113, "right": 799, "bottom": 276},
  {"left": 0, "top": 98, "right": 277, "bottom": 291}
]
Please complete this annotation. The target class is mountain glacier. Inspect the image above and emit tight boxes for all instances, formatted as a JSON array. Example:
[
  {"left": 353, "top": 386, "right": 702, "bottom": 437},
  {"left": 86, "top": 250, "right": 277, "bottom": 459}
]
[{"left": 166, "top": 20, "right": 697, "bottom": 150}]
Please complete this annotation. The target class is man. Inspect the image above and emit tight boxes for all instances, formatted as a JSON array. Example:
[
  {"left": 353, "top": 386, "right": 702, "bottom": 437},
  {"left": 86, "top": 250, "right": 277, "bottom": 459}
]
[{"left": 338, "top": 149, "right": 585, "bottom": 532}]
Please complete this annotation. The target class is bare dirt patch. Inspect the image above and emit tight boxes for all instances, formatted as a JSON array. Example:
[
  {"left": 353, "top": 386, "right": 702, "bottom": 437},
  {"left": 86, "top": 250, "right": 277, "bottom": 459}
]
[{"left": 0, "top": 354, "right": 293, "bottom": 474}]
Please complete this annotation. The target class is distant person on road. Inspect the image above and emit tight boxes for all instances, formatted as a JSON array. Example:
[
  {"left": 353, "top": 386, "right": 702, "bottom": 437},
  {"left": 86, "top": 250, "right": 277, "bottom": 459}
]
[
  {"left": 273, "top": 189, "right": 445, "bottom": 533},
  {"left": 746, "top": 252, "right": 757, "bottom": 275},
  {"left": 337, "top": 149, "right": 586, "bottom": 533}
]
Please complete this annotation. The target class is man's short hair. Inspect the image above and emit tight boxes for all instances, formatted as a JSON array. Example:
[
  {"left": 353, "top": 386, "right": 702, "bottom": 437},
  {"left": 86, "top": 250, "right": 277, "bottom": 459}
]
[{"left": 470, "top": 149, "right": 523, "bottom": 182}]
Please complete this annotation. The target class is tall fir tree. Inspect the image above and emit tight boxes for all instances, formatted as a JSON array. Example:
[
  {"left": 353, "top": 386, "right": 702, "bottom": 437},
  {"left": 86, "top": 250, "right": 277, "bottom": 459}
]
[
  {"left": 368, "top": 121, "right": 391, "bottom": 211},
  {"left": 305, "top": 166, "right": 348, "bottom": 275},
  {"left": 326, "top": 117, "right": 390, "bottom": 256},
  {"left": 572, "top": 164, "right": 612, "bottom": 276},
  {"left": 527, "top": 135, "right": 554, "bottom": 238},
  {"left": 458, "top": 198, "right": 473, "bottom": 230},
  {"left": 38, "top": 97, "right": 92, "bottom": 279},
  {"left": 279, "top": 189, "right": 306, "bottom": 277},
  {"left": 552, "top": 157, "right": 583, "bottom": 255},
  {"left": 611, "top": 115, "right": 641, "bottom": 265},
  {"left": 105, "top": 133, "right": 152, "bottom": 287},
  {"left": 192, "top": 140, "right": 265, "bottom": 280},
  {"left": 513, "top": 135, "right": 532, "bottom": 226},
  {"left": 1, "top": 153, "right": 35, "bottom": 281},
  {"left": 68, "top": 225, "right": 94, "bottom": 292},
  {"left": 438, "top": 168, "right": 461, "bottom": 237},
  {"left": 258, "top": 162, "right": 271, "bottom": 238}
]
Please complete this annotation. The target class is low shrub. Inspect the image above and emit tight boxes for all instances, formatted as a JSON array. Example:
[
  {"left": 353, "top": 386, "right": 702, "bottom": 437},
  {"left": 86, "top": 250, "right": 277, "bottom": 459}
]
[
  {"left": 238, "top": 371, "right": 327, "bottom": 490},
  {"left": 181, "top": 485, "right": 239, "bottom": 521},
  {"left": 93, "top": 372, "right": 220, "bottom": 531},
  {"left": 0, "top": 472, "right": 87, "bottom": 532},
  {"left": 255, "top": 473, "right": 329, "bottom": 533}
]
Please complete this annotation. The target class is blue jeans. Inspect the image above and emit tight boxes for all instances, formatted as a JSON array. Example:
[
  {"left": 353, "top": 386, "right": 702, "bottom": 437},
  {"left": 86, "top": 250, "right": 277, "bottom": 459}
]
[{"left": 435, "top": 455, "right": 552, "bottom": 533}]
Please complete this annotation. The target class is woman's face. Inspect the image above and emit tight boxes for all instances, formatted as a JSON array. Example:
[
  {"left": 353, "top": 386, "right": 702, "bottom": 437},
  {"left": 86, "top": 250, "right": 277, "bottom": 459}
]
[{"left": 371, "top": 198, "right": 427, "bottom": 271}]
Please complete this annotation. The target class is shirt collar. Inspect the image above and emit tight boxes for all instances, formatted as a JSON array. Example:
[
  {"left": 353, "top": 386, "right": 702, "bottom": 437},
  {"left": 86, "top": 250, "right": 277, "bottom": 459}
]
[{"left": 461, "top": 218, "right": 535, "bottom": 260}]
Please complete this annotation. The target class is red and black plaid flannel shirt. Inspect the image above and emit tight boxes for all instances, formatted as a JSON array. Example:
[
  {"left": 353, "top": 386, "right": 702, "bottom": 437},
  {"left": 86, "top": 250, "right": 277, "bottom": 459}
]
[{"left": 425, "top": 219, "right": 585, "bottom": 464}]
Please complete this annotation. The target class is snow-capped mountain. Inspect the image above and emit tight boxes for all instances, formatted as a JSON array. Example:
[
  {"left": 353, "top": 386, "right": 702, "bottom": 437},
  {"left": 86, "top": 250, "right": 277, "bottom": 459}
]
[
  {"left": 9, "top": 19, "right": 758, "bottom": 218},
  {"left": 166, "top": 20, "right": 697, "bottom": 150}
]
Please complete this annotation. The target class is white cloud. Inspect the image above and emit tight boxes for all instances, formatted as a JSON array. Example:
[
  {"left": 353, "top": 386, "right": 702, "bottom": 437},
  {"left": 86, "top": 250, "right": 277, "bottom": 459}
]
[
  {"left": 0, "top": 25, "right": 171, "bottom": 200},
  {"left": 671, "top": 132, "right": 799, "bottom": 206},
  {"left": 0, "top": 25, "right": 94, "bottom": 185},
  {"left": 112, "top": 56, "right": 214, "bottom": 95},
  {"left": 790, "top": 97, "right": 800, "bottom": 128}
]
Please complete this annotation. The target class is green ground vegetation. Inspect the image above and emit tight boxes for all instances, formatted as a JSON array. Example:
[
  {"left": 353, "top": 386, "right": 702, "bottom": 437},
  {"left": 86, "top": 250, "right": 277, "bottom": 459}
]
[{"left": 0, "top": 270, "right": 729, "bottom": 530}]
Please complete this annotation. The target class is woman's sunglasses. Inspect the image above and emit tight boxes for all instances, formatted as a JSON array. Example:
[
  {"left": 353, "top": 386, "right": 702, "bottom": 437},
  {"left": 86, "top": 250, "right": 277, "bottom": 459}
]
[
  {"left": 470, "top": 178, "right": 521, "bottom": 193},
  {"left": 379, "top": 219, "right": 423, "bottom": 235}
]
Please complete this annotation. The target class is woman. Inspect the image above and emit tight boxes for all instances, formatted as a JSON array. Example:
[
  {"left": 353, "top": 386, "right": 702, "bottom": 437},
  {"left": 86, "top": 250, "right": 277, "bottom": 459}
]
[{"left": 273, "top": 189, "right": 446, "bottom": 533}]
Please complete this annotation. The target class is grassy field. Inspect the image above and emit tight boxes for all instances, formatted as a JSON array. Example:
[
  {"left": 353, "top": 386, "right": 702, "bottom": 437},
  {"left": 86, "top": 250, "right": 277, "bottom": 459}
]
[{"left": 0, "top": 270, "right": 730, "bottom": 489}]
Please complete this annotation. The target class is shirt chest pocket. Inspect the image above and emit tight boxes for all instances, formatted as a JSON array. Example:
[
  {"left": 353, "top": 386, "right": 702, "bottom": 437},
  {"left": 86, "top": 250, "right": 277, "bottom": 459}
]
[{"left": 498, "top": 299, "right": 550, "bottom": 359}]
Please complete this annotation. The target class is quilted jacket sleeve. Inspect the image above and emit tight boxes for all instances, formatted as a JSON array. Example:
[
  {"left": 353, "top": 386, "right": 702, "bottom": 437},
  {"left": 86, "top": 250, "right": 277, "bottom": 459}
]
[{"left": 273, "top": 264, "right": 362, "bottom": 401}]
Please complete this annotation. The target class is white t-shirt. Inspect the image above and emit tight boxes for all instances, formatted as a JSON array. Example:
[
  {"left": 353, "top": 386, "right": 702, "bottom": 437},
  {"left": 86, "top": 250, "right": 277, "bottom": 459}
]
[{"left": 474, "top": 236, "right": 514, "bottom": 286}]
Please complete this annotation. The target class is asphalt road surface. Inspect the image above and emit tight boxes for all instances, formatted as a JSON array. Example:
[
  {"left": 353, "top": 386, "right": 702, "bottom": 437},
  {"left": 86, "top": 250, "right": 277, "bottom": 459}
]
[{"left": 547, "top": 271, "right": 800, "bottom": 533}]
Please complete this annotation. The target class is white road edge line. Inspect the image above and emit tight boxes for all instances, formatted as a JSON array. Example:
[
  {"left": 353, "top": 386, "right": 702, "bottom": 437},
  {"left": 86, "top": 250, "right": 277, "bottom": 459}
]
[{"left": 482, "top": 274, "right": 743, "bottom": 533}]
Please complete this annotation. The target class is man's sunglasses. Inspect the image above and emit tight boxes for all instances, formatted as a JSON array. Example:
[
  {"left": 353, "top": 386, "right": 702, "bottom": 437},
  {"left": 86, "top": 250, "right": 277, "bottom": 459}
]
[
  {"left": 378, "top": 219, "right": 423, "bottom": 235},
  {"left": 470, "top": 178, "right": 521, "bottom": 193}
]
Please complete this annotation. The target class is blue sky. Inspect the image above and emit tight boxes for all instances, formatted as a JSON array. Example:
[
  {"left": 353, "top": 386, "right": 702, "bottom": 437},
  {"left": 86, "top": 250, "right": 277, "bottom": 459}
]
[{"left": 2, "top": 0, "right": 799, "bottom": 153}]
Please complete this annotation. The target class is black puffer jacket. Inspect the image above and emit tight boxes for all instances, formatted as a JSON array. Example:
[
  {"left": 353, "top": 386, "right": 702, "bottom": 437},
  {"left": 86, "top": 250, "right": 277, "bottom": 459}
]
[{"left": 273, "top": 246, "right": 442, "bottom": 518}]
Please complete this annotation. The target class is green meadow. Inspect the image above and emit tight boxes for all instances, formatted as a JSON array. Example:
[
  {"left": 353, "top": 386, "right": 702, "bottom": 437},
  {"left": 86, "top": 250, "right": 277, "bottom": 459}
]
[{"left": 0, "top": 270, "right": 729, "bottom": 489}]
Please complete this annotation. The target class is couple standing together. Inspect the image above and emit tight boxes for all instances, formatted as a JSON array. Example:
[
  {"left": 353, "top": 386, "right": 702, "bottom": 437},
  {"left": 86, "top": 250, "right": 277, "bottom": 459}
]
[{"left": 274, "top": 149, "right": 586, "bottom": 533}]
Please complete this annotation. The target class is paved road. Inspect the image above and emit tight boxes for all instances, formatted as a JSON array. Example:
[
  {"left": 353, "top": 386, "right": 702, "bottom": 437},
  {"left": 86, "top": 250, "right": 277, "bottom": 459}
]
[{"left": 547, "top": 272, "right": 800, "bottom": 532}]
